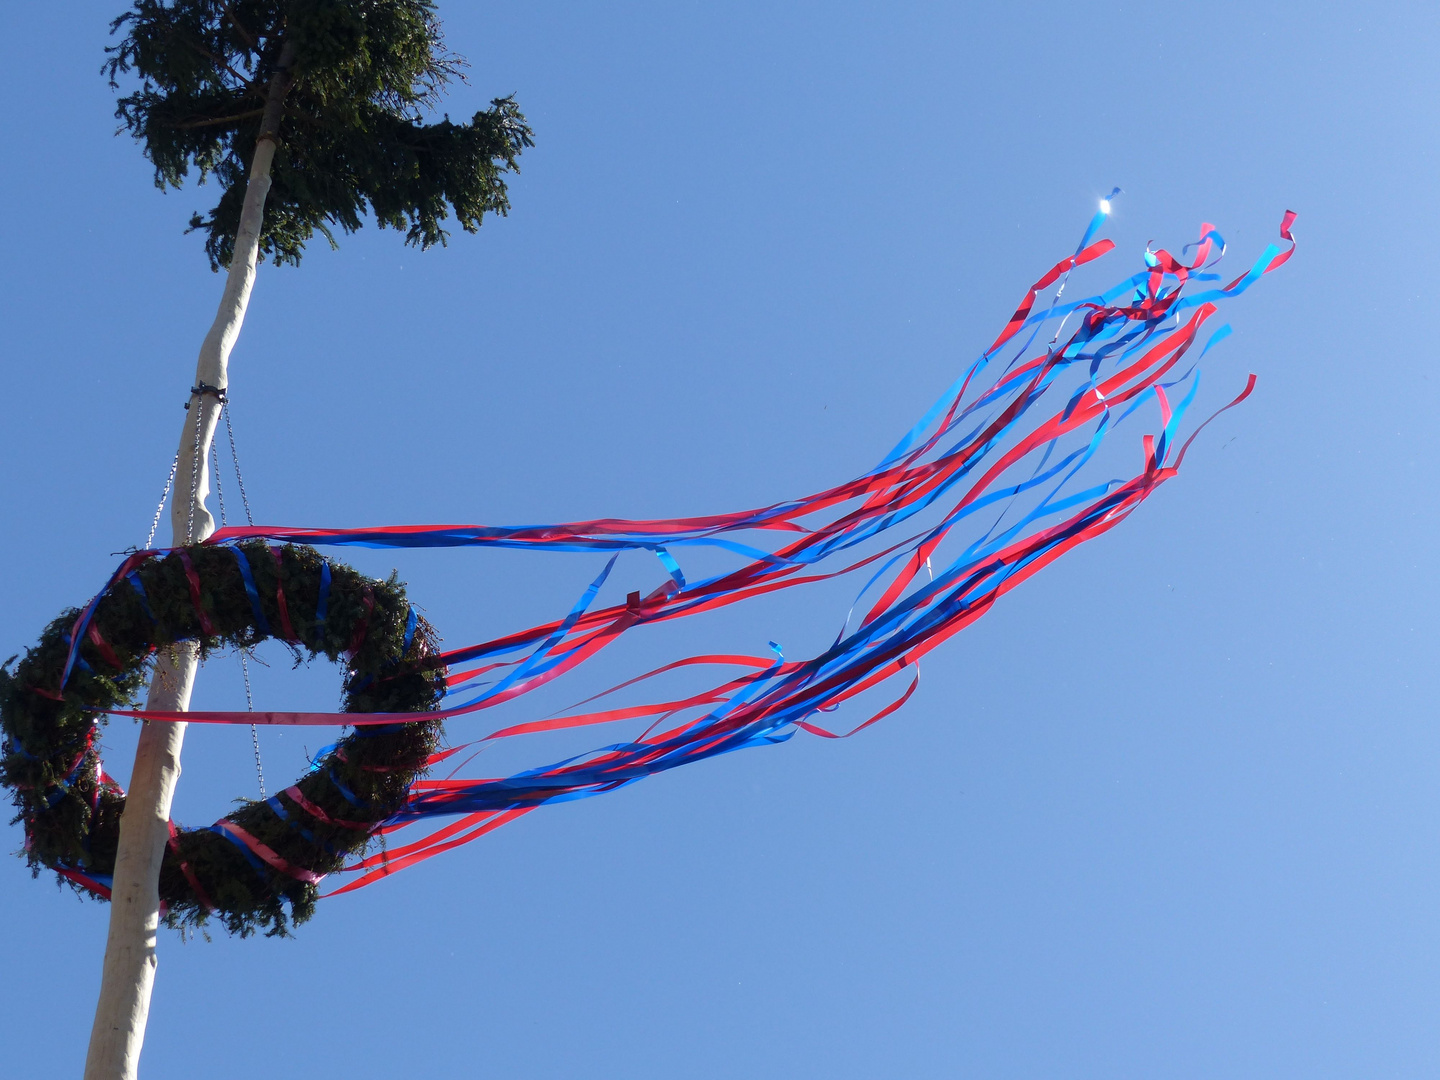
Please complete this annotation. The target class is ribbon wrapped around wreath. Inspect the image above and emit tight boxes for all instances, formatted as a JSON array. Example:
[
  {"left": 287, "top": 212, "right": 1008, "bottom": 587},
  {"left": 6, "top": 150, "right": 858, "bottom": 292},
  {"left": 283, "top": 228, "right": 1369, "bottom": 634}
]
[{"left": 0, "top": 541, "right": 446, "bottom": 936}]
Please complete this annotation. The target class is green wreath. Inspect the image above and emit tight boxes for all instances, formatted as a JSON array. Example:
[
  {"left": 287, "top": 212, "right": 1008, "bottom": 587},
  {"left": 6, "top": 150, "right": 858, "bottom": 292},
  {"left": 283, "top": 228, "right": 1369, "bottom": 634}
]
[{"left": 0, "top": 541, "right": 447, "bottom": 937}]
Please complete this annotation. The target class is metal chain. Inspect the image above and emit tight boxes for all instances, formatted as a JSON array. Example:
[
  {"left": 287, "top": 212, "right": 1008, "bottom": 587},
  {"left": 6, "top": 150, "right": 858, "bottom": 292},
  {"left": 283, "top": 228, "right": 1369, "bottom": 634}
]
[
  {"left": 144, "top": 452, "right": 180, "bottom": 550},
  {"left": 186, "top": 394, "right": 202, "bottom": 544},
  {"left": 218, "top": 393, "right": 265, "bottom": 797},
  {"left": 241, "top": 650, "right": 265, "bottom": 798},
  {"left": 152, "top": 389, "right": 267, "bottom": 797},
  {"left": 210, "top": 438, "right": 228, "bottom": 528},
  {"left": 222, "top": 401, "right": 255, "bottom": 526}
]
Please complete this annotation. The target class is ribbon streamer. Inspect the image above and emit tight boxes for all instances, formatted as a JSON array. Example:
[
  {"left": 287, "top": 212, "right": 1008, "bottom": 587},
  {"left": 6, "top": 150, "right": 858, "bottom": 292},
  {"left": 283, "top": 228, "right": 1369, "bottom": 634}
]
[{"left": 70, "top": 208, "right": 1294, "bottom": 897}]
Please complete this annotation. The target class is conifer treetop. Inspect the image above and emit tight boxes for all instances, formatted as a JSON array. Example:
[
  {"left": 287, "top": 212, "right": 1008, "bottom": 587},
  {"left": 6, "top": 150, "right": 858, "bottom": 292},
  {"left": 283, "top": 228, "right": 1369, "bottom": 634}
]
[{"left": 106, "top": 0, "right": 534, "bottom": 268}]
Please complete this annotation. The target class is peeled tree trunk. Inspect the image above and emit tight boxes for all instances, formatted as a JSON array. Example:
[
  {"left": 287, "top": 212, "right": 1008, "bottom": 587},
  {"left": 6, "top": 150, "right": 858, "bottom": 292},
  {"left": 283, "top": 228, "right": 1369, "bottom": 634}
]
[{"left": 83, "top": 44, "right": 295, "bottom": 1080}]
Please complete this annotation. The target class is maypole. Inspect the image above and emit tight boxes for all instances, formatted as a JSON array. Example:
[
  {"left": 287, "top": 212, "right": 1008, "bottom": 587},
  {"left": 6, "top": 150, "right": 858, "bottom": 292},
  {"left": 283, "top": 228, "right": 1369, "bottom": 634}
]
[
  {"left": 78, "top": 5, "right": 532, "bottom": 1076},
  {"left": 83, "top": 43, "right": 296, "bottom": 1080}
]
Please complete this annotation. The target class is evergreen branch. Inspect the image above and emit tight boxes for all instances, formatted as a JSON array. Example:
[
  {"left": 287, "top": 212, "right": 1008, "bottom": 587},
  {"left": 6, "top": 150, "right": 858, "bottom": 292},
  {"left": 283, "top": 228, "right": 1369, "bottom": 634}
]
[
  {"left": 181, "top": 36, "right": 257, "bottom": 93},
  {"left": 170, "top": 107, "right": 264, "bottom": 130},
  {"left": 220, "top": 3, "right": 258, "bottom": 50}
]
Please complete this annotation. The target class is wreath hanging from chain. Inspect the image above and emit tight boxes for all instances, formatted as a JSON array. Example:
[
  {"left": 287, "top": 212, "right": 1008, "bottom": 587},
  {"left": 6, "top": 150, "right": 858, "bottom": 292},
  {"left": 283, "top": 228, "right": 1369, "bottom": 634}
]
[{"left": 0, "top": 541, "right": 446, "bottom": 937}]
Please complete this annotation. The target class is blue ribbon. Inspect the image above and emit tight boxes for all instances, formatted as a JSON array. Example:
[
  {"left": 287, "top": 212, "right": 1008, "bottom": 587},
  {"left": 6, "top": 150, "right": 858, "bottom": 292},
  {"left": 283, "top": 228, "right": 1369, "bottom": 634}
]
[
  {"left": 315, "top": 561, "right": 331, "bottom": 646},
  {"left": 401, "top": 605, "right": 417, "bottom": 656},
  {"left": 126, "top": 572, "right": 157, "bottom": 624},
  {"left": 266, "top": 796, "right": 338, "bottom": 855},
  {"left": 209, "top": 824, "right": 268, "bottom": 878},
  {"left": 231, "top": 546, "right": 270, "bottom": 635}
]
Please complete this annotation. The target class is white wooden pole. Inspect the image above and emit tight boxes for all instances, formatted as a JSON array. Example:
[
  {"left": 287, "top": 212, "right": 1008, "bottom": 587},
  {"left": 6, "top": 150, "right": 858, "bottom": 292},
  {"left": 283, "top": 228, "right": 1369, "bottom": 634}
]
[{"left": 83, "top": 45, "right": 294, "bottom": 1080}]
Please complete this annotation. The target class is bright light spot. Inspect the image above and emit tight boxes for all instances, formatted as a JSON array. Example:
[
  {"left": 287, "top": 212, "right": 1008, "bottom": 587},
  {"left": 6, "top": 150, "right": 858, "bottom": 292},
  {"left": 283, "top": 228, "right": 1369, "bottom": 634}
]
[{"left": 1099, "top": 199, "right": 1112, "bottom": 215}]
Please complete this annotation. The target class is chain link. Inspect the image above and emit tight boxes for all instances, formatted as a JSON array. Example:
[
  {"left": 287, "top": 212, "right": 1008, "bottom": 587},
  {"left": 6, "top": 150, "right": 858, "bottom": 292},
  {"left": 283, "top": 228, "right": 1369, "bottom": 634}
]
[
  {"left": 241, "top": 650, "right": 265, "bottom": 798},
  {"left": 222, "top": 401, "right": 255, "bottom": 526},
  {"left": 144, "top": 452, "right": 180, "bottom": 550},
  {"left": 210, "top": 439, "right": 228, "bottom": 527},
  {"left": 186, "top": 394, "right": 202, "bottom": 544}
]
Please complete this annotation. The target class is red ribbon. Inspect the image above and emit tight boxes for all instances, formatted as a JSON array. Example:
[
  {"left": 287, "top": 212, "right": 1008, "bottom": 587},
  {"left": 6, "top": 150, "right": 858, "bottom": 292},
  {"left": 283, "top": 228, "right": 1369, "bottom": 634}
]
[
  {"left": 347, "top": 586, "right": 374, "bottom": 656},
  {"left": 167, "top": 820, "right": 213, "bottom": 911},
  {"left": 282, "top": 785, "right": 372, "bottom": 831},
  {"left": 268, "top": 545, "right": 297, "bottom": 641},
  {"left": 213, "top": 819, "right": 325, "bottom": 884},
  {"left": 175, "top": 549, "right": 216, "bottom": 636},
  {"left": 86, "top": 621, "right": 123, "bottom": 671}
]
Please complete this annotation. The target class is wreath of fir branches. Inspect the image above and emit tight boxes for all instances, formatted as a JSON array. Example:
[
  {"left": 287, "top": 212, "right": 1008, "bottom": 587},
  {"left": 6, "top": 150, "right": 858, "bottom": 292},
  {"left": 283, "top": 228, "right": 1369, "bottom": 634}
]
[{"left": 0, "top": 541, "right": 446, "bottom": 937}]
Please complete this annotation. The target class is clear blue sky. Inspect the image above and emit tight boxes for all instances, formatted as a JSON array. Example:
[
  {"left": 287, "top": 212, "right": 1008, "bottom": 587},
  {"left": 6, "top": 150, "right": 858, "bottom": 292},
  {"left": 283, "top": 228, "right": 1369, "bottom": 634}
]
[{"left": 2, "top": 2, "right": 1437, "bottom": 1077}]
